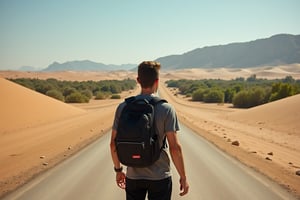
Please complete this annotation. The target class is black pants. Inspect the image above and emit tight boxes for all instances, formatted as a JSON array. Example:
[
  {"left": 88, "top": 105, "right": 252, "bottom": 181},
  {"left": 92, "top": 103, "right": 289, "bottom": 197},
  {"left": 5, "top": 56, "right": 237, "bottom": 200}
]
[{"left": 125, "top": 177, "right": 172, "bottom": 200}]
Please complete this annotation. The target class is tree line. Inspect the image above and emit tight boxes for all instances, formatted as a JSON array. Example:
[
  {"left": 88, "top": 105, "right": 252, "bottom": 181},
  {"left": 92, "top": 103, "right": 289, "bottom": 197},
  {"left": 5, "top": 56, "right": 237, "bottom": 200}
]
[
  {"left": 10, "top": 78, "right": 136, "bottom": 103},
  {"left": 166, "top": 75, "right": 300, "bottom": 108}
]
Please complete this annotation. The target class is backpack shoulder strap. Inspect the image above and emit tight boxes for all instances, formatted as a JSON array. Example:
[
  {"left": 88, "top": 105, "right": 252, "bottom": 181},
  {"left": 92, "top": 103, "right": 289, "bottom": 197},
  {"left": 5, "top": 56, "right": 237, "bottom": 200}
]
[
  {"left": 149, "top": 96, "right": 168, "bottom": 106},
  {"left": 125, "top": 96, "right": 167, "bottom": 105},
  {"left": 150, "top": 97, "right": 168, "bottom": 149},
  {"left": 125, "top": 96, "right": 136, "bottom": 104}
]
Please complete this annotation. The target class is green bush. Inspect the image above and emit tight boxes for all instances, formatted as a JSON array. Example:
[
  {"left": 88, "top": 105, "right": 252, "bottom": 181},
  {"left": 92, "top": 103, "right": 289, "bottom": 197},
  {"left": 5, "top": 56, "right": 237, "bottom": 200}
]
[
  {"left": 81, "top": 89, "right": 93, "bottom": 99},
  {"left": 95, "top": 91, "right": 108, "bottom": 100},
  {"left": 35, "top": 82, "right": 53, "bottom": 94},
  {"left": 110, "top": 84, "right": 122, "bottom": 94},
  {"left": 248, "top": 88, "right": 265, "bottom": 107},
  {"left": 111, "top": 94, "right": 121, "bottom": 99},
  {"left": 192, "top": 89, "right": 205, "bottom": 101},
  {"left": 46, "top": 89, "right": 65, "bottom": 101},
  {"left": 63, "top": 87, "right": 77, "bottom": 97},
  {"left": 232, "top": 91, "right": 249, "bottom": 108},
  {"left": 233, "top": 88, "right": 266, "bottom": 108},
  {"left": 269, "top": 82, "right": 294, "bottom": 102},
  {"left": 65, "top": 92, "right": 89, "bottom": 103},
  {"left": 204, "top": 90, "right": 224, "bottom": 103},
  {"left": 224, "top": 88, "right": 235, "bottom": 103}
]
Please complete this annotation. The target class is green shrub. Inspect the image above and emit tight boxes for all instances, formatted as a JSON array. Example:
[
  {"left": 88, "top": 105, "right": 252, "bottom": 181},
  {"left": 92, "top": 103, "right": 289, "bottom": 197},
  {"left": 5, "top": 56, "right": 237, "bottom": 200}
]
[
  {"left": 111, "top": 94, "right": 121, "bottom": 99},
  {"left": 232, "top": 91, "right": 249, "bottom": 108},
  {"left": 95, "top": 91, "right": 107, "bottom": 100},
  {"left": 110, "top": 84, "right": 122, "bottom": 94},
  {"left": 269, "top": 82, "right": 294, "bottom": 102},
  {"left": 63, "top": 87, "right": 77, "bottom": 97},
  {"left": 81, "top": 89, "right": 93, "bottom": 99},
  {"left": 248, "top": 88, "right": 265, "bottom": 107},
  {"left": 192, "top": 89, "right": 206, "bottom": 101},
  {"left": 35, "top": 82, "right": 53, "bottom": 94},
  {"left": 46, "top": 89, "right": 65, "bottom": 101},
  {"left": 204, "top": 90, "right": 224, "bottom": 103},
  {"left": 224, "top": 88, "right": 235, "bottom": 103},
  {"left": 65, "top": 92, "right": 89, "bottom": 103},
  {"left": 233, "top": 88, "right": 265, "bottom": 108}
]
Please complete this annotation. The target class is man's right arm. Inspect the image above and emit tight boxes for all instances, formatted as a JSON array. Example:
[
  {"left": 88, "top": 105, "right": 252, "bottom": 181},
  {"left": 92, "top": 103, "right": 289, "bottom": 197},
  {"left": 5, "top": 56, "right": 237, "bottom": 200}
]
[
  {"left": 110, "top": 129, "right": 121, "bottom": 169},
  {"left": 110, "top": 129, "right": 126, "bottom": 189}
]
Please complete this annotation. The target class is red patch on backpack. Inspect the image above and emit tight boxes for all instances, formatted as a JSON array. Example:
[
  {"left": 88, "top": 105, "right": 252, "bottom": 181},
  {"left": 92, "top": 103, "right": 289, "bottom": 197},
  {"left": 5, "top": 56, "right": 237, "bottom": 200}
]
[{"left": 132, "top": 155, "right": 141, "bottom": 159}]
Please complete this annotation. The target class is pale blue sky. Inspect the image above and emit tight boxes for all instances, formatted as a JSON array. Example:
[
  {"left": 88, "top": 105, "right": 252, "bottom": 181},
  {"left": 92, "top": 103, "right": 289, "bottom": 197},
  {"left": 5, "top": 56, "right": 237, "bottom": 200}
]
[{"left": 1, "top": 0, "right": 299, "bottom": 70}]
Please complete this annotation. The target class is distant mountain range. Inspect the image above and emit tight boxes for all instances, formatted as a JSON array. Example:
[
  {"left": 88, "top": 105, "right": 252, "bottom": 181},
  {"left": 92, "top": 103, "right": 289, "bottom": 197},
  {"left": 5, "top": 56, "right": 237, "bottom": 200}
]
[
  {"left": 18, "top": 66, "right": 39, "bottom": 71},
  {"left": 156, "top": 34, "right": 300, "bottom": 69},
  {"left": 16, "top": 34, "right": 300, "bottom": 71},
  {"left": 42, "top": 60, "right": 136, "bottom": 71}
]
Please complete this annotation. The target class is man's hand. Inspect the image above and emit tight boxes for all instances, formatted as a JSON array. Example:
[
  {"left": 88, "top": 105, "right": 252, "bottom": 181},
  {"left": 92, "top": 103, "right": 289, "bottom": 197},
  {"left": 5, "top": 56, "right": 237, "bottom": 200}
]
[
  {"left": 116, "top": 172, "right": 126, "bottom": 189},
  {"left": 179, "top": 177, "right": 189, "bottom": 196}
]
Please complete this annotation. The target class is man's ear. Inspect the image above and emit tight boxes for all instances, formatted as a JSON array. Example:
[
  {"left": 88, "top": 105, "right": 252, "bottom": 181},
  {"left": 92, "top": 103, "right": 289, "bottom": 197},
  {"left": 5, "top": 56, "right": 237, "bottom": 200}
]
[
  {"left": 137, "top": 77, "right": 140, "bottom": 83},
  {"left": 154, "top": 79, "right": 159, "bottom": 86}
]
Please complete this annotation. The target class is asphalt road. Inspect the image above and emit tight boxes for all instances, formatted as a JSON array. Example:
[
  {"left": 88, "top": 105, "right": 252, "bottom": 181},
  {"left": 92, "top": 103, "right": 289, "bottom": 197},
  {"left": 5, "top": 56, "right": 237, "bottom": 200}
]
[{"left": 2, "top": 124, "right": 296, "bottom": 200}]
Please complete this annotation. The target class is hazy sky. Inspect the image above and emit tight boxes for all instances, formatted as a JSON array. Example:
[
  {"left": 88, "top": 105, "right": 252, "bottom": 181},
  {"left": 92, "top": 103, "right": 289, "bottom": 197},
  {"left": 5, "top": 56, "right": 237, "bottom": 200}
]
[{"left": 1, "top": 0, "right": 299, "bottom": 70}]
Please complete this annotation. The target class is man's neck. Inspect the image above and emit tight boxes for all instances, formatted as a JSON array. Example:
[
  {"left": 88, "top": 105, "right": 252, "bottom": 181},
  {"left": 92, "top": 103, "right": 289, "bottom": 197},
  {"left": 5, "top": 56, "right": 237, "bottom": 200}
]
[{"left": 140, "top": 88, "right": 155, "bottom": 95}]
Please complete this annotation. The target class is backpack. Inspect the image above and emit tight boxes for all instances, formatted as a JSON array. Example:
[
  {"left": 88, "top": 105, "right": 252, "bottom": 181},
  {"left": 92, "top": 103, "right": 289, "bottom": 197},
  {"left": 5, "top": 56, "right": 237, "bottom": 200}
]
[{"left": 115, "top": 96, "right": 167, "bottom": 167}]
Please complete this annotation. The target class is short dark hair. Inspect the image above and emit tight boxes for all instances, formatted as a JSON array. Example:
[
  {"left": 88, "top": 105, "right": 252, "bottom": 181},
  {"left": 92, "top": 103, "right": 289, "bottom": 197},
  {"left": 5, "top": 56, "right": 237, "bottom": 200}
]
[{"left": 138, "top": 61, "right": 161, "bottom": 88}]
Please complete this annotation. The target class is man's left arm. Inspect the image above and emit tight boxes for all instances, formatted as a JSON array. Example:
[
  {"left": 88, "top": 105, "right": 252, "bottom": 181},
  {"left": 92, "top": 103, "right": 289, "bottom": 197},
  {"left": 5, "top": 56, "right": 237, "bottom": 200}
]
[{"left": 166, "top": 131, "right": 189, "bottom": 196}]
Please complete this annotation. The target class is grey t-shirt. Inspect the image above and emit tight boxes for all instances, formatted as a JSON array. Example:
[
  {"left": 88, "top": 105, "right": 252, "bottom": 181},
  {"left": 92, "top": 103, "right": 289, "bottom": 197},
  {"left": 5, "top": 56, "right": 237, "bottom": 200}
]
[{"left": 112, "top": 94, "right": 180, "bottom": 180}]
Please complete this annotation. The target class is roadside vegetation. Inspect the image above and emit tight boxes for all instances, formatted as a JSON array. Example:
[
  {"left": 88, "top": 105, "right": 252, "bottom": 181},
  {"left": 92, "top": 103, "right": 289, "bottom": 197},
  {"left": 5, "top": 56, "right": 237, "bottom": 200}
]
[
  {"left": 166, "top": 75, "right": 300, "bottom": 108},
  {"left": 10, "top": 78, "right": 136, "bottom": 103}
]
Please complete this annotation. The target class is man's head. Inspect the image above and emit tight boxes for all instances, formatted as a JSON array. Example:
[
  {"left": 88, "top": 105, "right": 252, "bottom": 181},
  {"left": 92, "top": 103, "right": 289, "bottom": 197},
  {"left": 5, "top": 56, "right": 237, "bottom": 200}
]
[{"left": 137, "top": 61, "right": 161, "bottom": 89}]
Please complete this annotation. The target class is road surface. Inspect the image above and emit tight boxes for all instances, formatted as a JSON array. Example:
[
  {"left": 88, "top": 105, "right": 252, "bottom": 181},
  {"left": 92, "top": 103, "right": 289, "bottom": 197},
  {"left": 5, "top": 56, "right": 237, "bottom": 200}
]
[{"left": 2, "top": 123, "right": 296, "bottom": 200}]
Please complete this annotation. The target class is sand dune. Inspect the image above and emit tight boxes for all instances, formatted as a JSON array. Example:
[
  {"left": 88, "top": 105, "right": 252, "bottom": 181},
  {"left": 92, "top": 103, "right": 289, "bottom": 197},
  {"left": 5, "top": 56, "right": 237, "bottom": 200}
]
[
  {"left": 227, "top": 94, "right": 300, "bottom": 136},
  {"left": 161, "top": 64, "right": 300, "bottom": 80},
  {"left": 0, "top": 78, "right": 85, "bottom": 134}
]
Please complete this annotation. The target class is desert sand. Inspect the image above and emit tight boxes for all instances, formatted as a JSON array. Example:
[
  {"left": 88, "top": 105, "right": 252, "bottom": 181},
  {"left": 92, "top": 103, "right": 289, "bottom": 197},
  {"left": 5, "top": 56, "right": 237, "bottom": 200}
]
[{"left": 0, "top": 65, "right": 300, "bottom": 198}]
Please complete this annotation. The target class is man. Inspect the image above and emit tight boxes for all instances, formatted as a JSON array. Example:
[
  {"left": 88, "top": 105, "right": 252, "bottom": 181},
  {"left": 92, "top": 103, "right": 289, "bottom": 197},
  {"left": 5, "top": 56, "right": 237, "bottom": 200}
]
[{"left": 110, "top": 61, "right": 189, "bottom": 200}]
